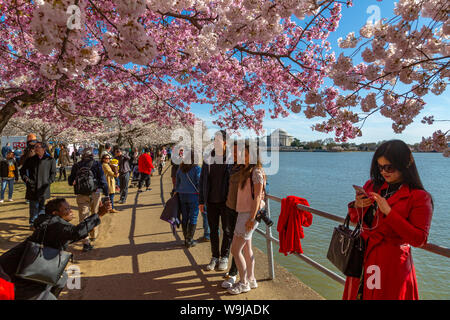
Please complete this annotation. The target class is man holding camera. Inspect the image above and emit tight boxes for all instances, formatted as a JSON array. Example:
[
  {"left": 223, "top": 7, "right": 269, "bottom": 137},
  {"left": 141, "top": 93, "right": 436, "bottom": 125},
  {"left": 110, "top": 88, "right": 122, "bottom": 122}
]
[{"left": 68, "top": 148, "right": 108, "bottom": 252}]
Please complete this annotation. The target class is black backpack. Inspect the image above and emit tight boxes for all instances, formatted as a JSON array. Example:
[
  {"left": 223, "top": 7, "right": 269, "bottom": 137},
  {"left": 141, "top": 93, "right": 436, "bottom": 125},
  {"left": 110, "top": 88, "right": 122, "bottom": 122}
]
[{"left": 74, "top": 161, "right": 97, "bottom": 195}]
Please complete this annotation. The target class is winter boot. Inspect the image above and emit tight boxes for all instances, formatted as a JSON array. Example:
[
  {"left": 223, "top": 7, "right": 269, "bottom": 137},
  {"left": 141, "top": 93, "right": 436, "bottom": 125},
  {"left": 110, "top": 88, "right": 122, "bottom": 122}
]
[
  {"left": 182, "top": 223, "right": 188, "bottom": 246},
  {"left": 186, "top": 224, "right": 198, "bottom": 248}
]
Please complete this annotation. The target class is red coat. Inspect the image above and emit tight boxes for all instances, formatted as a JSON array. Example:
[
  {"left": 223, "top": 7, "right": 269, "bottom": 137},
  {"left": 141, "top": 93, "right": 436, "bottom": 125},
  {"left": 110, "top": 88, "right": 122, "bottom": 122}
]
[
  {"left": 138, "top": 153, "right": 154, "bottom": 175},
  {"left": 0, "top": 277, "right": 14, "bottom": 300},
  {"left": 343, "top": 180, "right": 433, "bottom": 300},
  {"left": 277, "top": 196, "right": 312, "bottom": 255}
]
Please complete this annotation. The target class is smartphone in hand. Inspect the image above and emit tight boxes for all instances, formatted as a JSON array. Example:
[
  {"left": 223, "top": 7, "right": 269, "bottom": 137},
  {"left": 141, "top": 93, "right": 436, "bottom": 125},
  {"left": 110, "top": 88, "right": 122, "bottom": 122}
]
[{"left": 352, "top": 185, "right": 368, "bottom": 197}]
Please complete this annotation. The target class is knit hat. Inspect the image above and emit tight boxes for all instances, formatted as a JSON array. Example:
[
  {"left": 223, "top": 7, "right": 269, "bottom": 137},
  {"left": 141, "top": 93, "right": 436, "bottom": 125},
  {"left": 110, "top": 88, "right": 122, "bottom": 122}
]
[{"left": 27, "top": 133, "right": 37, "bottom": 142}]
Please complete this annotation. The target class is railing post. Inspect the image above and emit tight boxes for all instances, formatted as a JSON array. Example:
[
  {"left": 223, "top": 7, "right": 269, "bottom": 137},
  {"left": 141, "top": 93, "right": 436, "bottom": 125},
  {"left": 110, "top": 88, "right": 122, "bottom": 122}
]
[{"left": 265, "top": 197, "right": 275, "bottom": 279}]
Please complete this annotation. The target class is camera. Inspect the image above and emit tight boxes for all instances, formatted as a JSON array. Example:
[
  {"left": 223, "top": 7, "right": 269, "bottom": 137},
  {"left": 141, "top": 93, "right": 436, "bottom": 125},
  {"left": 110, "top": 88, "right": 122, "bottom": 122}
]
[{"left": 255, "top": 208, "right": 274, "bottom": 227}]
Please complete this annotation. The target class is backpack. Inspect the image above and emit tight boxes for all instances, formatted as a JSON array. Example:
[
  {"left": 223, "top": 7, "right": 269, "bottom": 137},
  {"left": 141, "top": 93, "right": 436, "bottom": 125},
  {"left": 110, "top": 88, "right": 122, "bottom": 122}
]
[{"left": 74, "top": 160, "right": 97, "bottom": 195}]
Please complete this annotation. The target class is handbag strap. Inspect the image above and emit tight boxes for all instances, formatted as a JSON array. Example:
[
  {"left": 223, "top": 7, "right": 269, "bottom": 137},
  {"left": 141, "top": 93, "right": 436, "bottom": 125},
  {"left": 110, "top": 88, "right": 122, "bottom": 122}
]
[
  {"left": 185, "top": 170, "right": 199, "bottom": 193},
  {"left": 37, "top": 215, "right": 59, "bottom": 249},
  {"left": 344, "top": 213, "right": 363, "bottom": 237}
]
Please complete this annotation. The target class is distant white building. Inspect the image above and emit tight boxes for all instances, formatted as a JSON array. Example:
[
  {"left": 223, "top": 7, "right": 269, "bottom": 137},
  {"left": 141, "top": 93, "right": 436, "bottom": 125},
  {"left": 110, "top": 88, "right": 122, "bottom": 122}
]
[{"left": 267, "top": 128, "right": 294, "bottom": 147}]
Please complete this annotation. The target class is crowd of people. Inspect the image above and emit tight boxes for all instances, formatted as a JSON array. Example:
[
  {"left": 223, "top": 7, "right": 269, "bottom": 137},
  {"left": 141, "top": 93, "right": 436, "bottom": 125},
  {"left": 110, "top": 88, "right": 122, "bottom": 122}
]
[
  {"left": 0, "top": 134, "right": 172, "bottom": 299},
  {"left": 165, "top": 135, "right": 435, "bottom": 299},
  {"left": 171, "top": 131, "right": 267, "bottom": 295},
  {"left": 0, "top": 131, "right": 435, "bottom": 301}
]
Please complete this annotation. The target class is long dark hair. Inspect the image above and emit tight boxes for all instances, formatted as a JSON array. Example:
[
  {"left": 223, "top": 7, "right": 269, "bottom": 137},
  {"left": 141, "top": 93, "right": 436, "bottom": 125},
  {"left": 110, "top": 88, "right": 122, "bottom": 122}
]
[
  {"left": 239, "top": 141, "right": 263, "bottom": 189},
  {"left": 370, "top": 140, "right": 426, "bottom": 192}
]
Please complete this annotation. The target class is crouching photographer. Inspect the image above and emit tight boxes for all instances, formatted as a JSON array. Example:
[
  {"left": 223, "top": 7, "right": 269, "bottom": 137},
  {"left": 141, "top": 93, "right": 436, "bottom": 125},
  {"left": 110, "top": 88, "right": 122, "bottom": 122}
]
[{"left": 0, "top": 197, "right": 111, "bottom": 300}]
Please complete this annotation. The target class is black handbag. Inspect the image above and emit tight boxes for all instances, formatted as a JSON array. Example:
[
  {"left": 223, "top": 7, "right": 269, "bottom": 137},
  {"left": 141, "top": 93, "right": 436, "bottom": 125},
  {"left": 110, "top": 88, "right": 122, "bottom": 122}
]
[
  {"left": 15, "top": 217, "right": 73, "bottom": 286},
  {"left": 327, "top": 214, "right": 365, "bottom": 278}
]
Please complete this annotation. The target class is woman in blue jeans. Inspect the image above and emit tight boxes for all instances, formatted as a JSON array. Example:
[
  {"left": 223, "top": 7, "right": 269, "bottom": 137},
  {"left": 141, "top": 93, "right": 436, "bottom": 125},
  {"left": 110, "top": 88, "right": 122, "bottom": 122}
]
[{"left": 175, "top": 151, "right": 201, "bottom": 248}]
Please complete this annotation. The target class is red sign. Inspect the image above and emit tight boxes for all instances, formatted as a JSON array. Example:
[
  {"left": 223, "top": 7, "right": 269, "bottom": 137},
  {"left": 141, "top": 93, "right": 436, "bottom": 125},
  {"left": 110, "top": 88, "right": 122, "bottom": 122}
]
[{"left": 13, "top": 142, "right": 26, "bottom": 149}]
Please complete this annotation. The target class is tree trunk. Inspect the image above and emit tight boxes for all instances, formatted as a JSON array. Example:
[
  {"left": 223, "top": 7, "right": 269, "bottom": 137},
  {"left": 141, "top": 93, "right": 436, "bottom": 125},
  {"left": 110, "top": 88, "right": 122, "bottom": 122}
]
[
  {"left": 127, "top": 137, "right": 134, "bottom": 151},
  {"left": 117, "top": 131, "right": 123, "bottom": 148},
  {"left": 0, "top": 89, "right": 50, "bottom": 134}
]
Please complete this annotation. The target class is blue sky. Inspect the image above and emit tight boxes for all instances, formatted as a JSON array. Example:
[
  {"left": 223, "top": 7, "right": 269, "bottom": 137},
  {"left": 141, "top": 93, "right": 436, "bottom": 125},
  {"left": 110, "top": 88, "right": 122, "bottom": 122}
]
[{"left": 191, "top": 0, "right": 449, "bottom": 144}]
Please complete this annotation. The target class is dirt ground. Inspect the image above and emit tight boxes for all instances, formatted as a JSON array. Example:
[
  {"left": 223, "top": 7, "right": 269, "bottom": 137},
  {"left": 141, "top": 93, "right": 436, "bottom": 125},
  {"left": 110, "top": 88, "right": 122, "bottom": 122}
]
[{"left": 0, "top": 167, "right": 323, "bottom": 300}]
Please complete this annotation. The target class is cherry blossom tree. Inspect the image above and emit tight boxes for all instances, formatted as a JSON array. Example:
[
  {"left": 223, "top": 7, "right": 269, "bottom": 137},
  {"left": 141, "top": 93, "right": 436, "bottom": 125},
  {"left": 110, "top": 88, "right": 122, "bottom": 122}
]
[
  {"left": 3, "top": 115, "right": 63, "bottom": 143},
  {"left": 0, "top": 0, "right": 344, "bottom": 133},
  {"left": 0, "top": 0, "right": 448, "bottom": 156},
  {"left": 2, "top": 114, "right": 95, "bottom": 144},
  {"left": 309, "top": 0, "right": 449, "bottom": 155}
]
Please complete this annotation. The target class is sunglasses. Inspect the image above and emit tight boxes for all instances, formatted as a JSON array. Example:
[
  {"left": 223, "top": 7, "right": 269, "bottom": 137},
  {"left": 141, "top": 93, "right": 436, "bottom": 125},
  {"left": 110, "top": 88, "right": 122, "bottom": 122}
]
[{"left": 378, "top": 164, "right": 396, "bottom": 173}]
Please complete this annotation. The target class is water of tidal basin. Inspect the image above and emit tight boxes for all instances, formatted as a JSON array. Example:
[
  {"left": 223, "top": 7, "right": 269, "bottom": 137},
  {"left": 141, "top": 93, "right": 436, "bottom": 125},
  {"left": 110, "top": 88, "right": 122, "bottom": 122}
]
[{"left": 253, "top": 152, "right": 449, "bottom": 300}]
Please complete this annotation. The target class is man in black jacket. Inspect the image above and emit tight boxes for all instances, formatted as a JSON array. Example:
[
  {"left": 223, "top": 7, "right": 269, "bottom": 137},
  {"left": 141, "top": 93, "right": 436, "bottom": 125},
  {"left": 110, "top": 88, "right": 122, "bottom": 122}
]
[
  {"left": 68, "top": 148, "right": 108, "bottom": 252},
  {"left": 199, "top": 130, "right": 233, "bottom": 272},
  {"left": 113, "top": 147, "right": 131, "bottom": 204},
  {"left": 0, "top": 197, "right": 111, "bottom": 300},
  {"left": 19, "top": 142, "right": 57, "bottom": 228}
]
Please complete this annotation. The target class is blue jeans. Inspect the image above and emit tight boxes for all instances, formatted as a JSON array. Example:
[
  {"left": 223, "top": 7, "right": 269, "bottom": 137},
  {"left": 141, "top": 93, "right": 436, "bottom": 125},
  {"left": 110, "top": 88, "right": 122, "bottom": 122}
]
[
  {"left": 109, "top": 193, "right": 115, "bottom": 209},
  {"left": 1, "top": 178, "right": 14, "bottom": 200},
  {"left": 179, "top": 193, "right": 199, "bottom": 225},
  {"left": 29, "top": 198, "right": 45, "bottom": 225}
]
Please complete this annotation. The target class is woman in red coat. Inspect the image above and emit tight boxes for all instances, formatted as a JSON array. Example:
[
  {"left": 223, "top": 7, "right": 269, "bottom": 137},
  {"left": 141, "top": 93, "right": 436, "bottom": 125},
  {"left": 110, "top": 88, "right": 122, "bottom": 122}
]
[
  {"left": 343, "top": 140, "right": 433, "bottom": 300},
  {"left": 137, "top": 148, "right": 154, "bottom": 192}
]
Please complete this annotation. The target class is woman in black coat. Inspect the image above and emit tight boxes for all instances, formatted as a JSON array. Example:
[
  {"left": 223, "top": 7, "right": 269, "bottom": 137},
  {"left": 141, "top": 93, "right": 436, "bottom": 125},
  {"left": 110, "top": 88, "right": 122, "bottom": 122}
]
[{"left": 0, "top": 197, "right": 111, "bottom": 300}]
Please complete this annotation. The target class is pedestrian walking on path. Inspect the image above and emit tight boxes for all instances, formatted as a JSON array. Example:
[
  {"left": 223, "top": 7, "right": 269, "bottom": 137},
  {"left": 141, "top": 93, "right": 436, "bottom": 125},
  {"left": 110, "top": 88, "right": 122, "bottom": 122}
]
[
  {"left": 137, "top": 148, "right": 154, "bottom": 193},
  {"left": 114, "top": 147, "right": 132, "bottom": 204},
  {"left": 221, "top": 141, "right": 243, "bottom": 289},
  {"left": 0, "top": 151, "right": 19, "bottom": 203},
  {"left": 18, "top": 133, "right": 37, "bottom": 167},
  {"left": 199, "top": 130, "right": 233, "bottom": 272},
  {"left": 68, "top": 147, "right": 109, "bottom": 252},
  {"left": 19, "top": 142, "right": 56, "bottom": 228},
  {"left": 102, "top": 154, "right": 119, "bottom": 213},
  {"left": 228, "top": 142, "right": 266, "bottom": 295},
  {"left": 58, "top": 144, "right": 70, "bottom": 181},
  {"left": 175, "top": 151, "right": 201, "bottom": 248}
]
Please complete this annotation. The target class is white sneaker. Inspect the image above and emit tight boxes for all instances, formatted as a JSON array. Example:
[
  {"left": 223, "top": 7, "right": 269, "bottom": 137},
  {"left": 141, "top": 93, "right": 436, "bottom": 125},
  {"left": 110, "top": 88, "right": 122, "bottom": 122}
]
[
  {"left": 217, "top": 257, "right": 229, "bottom": 271},
  {"left": 249, "top": 279, "right": 258, "bottom": 289},
  {"left": 0, "top": 200, "right": 3, "bottom": 203},
  {"left": 221, "top": 275, "right": 237, "bottom": 289},
  {"left": 206, "top": 257, "right": 219, "bottom": 271},
  {"left": 7, "top": 199, "right": 13, "bottom": 202},
  {"left": 227, "top": 282, "right": 251, "bottom": 295}
]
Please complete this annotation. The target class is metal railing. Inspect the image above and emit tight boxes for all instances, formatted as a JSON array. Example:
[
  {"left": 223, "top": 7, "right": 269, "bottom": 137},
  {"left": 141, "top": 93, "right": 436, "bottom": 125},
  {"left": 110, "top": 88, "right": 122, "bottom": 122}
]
[{"left": 256, "top": 193, "right": 450, "bottom": 286}]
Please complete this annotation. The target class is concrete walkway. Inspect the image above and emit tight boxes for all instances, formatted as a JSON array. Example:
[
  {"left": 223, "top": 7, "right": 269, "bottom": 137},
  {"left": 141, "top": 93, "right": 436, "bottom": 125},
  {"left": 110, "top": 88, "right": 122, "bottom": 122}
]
[{"left": 17, "top": 166, "right": 323, "bottom": 300}]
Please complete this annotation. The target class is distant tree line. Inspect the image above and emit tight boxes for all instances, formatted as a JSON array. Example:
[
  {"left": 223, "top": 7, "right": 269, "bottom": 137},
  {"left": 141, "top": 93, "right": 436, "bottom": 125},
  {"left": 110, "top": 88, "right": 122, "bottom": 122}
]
[{"left": 290, "top": 138, "right": 427, "bottom": 152}]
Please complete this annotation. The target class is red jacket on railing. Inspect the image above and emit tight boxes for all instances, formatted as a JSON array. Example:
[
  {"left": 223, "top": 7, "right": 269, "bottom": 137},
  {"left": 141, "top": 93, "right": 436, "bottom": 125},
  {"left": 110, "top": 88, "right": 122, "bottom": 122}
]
[
  {"left": 277, "top": 196, "right": 313, "bottom": 255},
  {"left": 138, "top": 153, "right": 154, "bottom": 175}
]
